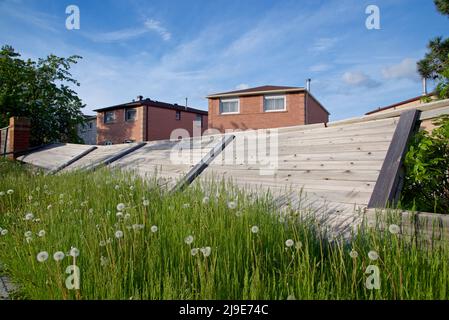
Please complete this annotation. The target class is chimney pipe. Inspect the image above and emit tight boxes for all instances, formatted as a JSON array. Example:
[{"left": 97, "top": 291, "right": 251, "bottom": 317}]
[
  {"left": 137, "top": 95, "right": 143, "bottom": 101},
  {"left": 422, "top": 78, "right": 428, "bottom": 96},
  {"left": 306, "top": 78, "right": 311, "bottom": 92},
  {"left": 185, "top": 97, "right": 188, "bottom": 110}
]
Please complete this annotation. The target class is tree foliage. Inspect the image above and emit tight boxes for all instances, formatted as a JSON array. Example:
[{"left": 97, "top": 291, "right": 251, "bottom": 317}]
[
  {"left": 0, "top": 45, "right": 85, "bottom": 146},
  {"left": 402, "top": 116, "right": 449, "bottom": 213},
  {"left": 435, "top": 0, "right": 449, "bottom": 16}
]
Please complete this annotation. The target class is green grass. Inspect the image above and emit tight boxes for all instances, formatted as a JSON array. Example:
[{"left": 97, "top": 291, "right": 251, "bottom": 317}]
[{"left": 0, "top": 159, "right": 448, "bottom": 300}]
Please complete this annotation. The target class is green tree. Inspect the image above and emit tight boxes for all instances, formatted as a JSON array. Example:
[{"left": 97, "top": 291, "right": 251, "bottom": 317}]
[
  {"left": 0, "top": 45, "right": 85, "bottom": 146},
  {"left": 402, "top": 116, "right": 449, "bottom": 213},
  {"left": 435, "top": 0, "right": 449, "bottom": 16}
]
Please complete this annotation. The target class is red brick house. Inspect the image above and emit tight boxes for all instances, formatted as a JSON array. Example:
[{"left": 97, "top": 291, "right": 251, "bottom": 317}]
[
  {"left": 94, "top": 97, "right": 208, "bottom": 145},
  {"left": 207, "top": 85, "right": 329, "bottom": 132}
]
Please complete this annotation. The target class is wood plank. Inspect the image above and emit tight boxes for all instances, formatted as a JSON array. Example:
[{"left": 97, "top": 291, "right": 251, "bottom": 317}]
[{"left": 368, "top": 109, "right": 420, "bottom": 208}]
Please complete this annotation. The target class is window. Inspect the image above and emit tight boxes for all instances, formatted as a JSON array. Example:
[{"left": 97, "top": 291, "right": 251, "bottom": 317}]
[
  {"left": 176, "top": 111, "right": 181, "bottom": 120},
  {"left": 104, "top": 111, "right": 115, "bottom": 124},
  {"left": 220, "top": 99, "right": 239, "bottom": 114},
  {"left": 88, "top": 122, "right": 93, "bottom": 129},
  {"left": 125, "top": 108, "right": 137, "bottom": 121},
  {"left": 263, "top": 95, "right": 286, "bottom": 112},
  {"left": 195, "top": 114, "right": 203, "bottom": 126}
]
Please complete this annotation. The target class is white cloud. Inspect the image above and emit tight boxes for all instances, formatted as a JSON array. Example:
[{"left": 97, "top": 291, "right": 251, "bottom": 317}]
[
  {"left": 85, "top": 19, "right": 171, "bottom": 43},
  {"left": 310, "top": 37, "right": 339, "bottom": 52},
  {"left": 342, "top": 71, "right": 380, "bottom": 88},
  {"left": 381, "top": 58, "right": 419, "bottom": 81},
  {"left": 144, "top": 19, "right": 171, "bottom": 41},
  {"left": 309, "top": 63, "right": 332, "bottom": 72},
  {"left": 235, "top": 83, "right": 249, "bottom": 90}
]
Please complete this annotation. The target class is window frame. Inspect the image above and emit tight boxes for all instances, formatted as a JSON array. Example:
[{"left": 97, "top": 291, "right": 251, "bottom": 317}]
[
  {"left": 125, "top": 108, "right": 137, "bottom": 122},
  {"left": 263, "top": 95, "right": 287, "bottom": 112},
  {"left": 219, "top": 98, "right": 240, "bottom": 115},
  {"left": 176, "top": 110, "right": 181, "bottom": 121},
  {"left": 104, "top": 111, "right": 116, "bottom": 124}
]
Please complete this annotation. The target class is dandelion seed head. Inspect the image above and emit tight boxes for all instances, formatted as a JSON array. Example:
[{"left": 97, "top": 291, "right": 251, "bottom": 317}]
[
  {"left": 7, "top": 189, "right": 13, "bottom": 195},
  {"left": 69, "top": 247, "right": 80, "bottom": 257},
  {"left": 388, "top": 224, "right": 400, "bottom": 235},
  {"left": 202, "top": 196, "right": 209, "bottom": 204},
  {"left": 349, "top": 250, "right": 359, "bottom": 259},
  {"left": 53, "top": 251, "right": 65, "bottom": 261},
  {"left": 25, "top": 236, "right": 31, "bottom": 243},
  {"left": 0, "top": 191, "right": 4, "bottom": 196},
  {"left": 115, "top": 230, "right": 124, "bottom": 239},
  {"left": 0, "top": 229, "right": 8, "bottom": 236},
  {"left": 182, "top": 203, "right": 190, "bottom": 209},
  {"left": 116, "top": 203, "right": 125, "bottom": 211},
  {"left": 37, "top": 251, "right": 49, "bottom": 262},
  {"left": 143, "top": 199, "right": 149, "bottom": 206},
  {"left": 191, "top": 248, "right": 199, "bottom": 256},
  {"left": 184, "top": 235, "right": 194, "bottom": 245},
  {"left": 151, "top": 225, "right": 158, "bottom": 233},
  {"left": 251, "top": 226, "right": 259, "bottom": 234},
  {"left": 47, "top": 204, "right": 52, "bottom": 210},
  {"left": 38, "top": 230, "right": 45, "bottom": 237},
  {"left": 227, "top": 201, "right": 237, "bottom": 210},
  {"left": 24, "top": 213, "right": 34, "bottom": 221},
  {"left": 99, "top": 240, "right": 106, "bottom": 247},
  {"left": 114, "top": 185, "right": 120, "bottom": 190},
  {"left": 88, "top": 208, "right": 94, "bottom": 214},
  {"left": 24, "top": 231, "right": 32, "bottom": 237},
  {"left": 100, "top": 256, "right": 108, "bottom": 267},
  {"left": 200, "top": 246, "right": 211, "bottom": 257},
  {"left": 368, "top": 250, "right": 379, "bottom": 261},
  {"left": 295, "top": 242, "right": 303, "bottom": 250},
  {"left": 287, "top": 294, "right": 296, "bottom": 300},
  {"left": 124, "top": 213, "right": 131, "bottom": 220},
  {"left": 285, "top": 239, "right": 294, "bottom": 247},
  {"left": 116, "top": 212, "right": 124, "bottom": 218}
]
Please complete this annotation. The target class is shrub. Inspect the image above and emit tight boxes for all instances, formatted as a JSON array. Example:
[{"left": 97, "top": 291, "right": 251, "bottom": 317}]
[{"left": 402, "top": 115, "right": 449, "bottom": 213}]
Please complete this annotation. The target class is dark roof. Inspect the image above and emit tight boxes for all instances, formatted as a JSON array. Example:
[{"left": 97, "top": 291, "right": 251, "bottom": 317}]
[
  {"left": 93, "top": 99, "right": 208, "bottom": 115},
  {"left": 82, "top": 114, "right": 97, "bottom": 120},
  {"left": 207, "top": 85, "right": 304, "bottom": 98},
  {"left": 365, "top": 94, "right": 432, "bottom": 115}
]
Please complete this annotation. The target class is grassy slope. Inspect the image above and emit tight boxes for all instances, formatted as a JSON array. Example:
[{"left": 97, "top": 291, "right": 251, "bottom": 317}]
[{"left": 0, "top": 159, "right": 448, "bottom": 299}]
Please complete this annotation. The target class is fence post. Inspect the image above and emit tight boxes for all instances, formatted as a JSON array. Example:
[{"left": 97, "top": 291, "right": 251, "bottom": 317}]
[{"left": 7, "top": 117, "right": 31, "bottom": 159}]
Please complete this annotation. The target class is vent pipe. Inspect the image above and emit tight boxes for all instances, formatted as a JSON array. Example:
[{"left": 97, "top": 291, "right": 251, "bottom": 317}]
[
  {"left": 185, "top": 97, "right": 188, "bottom": 110},
  {"left": 306, "top": 78, "right": 311, "bottom": 92},
  {"left": 422, "top": 78, "right": 428, "bottom": 96}
]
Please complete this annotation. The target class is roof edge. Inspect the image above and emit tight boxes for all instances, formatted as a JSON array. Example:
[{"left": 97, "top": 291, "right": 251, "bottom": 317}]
[{"left": 206, "top": 87, "right": 305, "bottom": 99}]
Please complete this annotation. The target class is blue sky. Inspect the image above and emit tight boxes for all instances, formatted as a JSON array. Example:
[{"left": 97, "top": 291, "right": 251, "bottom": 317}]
[{"left": 1, "top": 0, "right": 448, "bottom": 120}]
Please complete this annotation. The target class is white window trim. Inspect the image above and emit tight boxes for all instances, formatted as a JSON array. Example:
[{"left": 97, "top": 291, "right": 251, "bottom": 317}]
[
  {"left": 263, "top": 95, "right": 286, "bottom": 112},
  {"left": 219, "top": 98, "right": 240, "bottom": 115}
]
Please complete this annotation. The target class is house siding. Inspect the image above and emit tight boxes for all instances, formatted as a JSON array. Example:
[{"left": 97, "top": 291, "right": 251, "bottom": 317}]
[
  {"left": 147, "top": 106, "right": 208, "bottom": 141},
  {"left": 97, "top": 107, "right": 145, "bottom": 144},
  {"left": 208, "top": 92, "right": 328, "bottom": 132},
  {"left": 306, "top": 94, "right": 329, "bottom": 124},
  {"left": 96, "top": 105, "right": 208, "bottom": 144}
]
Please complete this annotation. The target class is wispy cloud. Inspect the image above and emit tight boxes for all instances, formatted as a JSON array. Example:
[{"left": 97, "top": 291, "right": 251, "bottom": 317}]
[
  {"left": 86, "top": 19, "right": 171, "bottom": 42},
  {"left": 144, "top": 19, "right": 171, "bottom": 41},
  {"left": 310, "top": 37, "right": 339, "bottom": 52},
  {"left": 382, "top": 58, "right": 419, "bottom": 81},
  {"left": 309, "top": 63, "right": 332, "bottom": 72},
  {"left": 342, "top": 71, "right": 380, "bottom": 88}
]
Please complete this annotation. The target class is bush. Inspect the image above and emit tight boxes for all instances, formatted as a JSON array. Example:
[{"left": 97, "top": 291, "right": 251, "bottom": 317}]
[{"left": 402, "top": 115, "right": 449, "bottom": 213}]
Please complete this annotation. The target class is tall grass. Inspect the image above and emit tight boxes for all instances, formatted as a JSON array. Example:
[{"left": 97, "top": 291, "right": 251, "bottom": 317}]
[{"left": 0, "top": 159, "right": 448, "bottom": 300}]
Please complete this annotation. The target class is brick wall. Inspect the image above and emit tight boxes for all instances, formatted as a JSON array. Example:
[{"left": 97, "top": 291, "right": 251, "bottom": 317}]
[
  {"left": 208, "top": 92, "right": 314, "bottom": 132},
  {"left": 306, "top": 94, "right": 329, "bottom": 124},
  {"left": 147, "top": 106, "right": 208, "bottom": 141},
  {"left": 97, "top": 105, "right": 208, "bottom": 144},
  {"left": 97, "top": 107, "right": 145, "bottom": 144}
]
